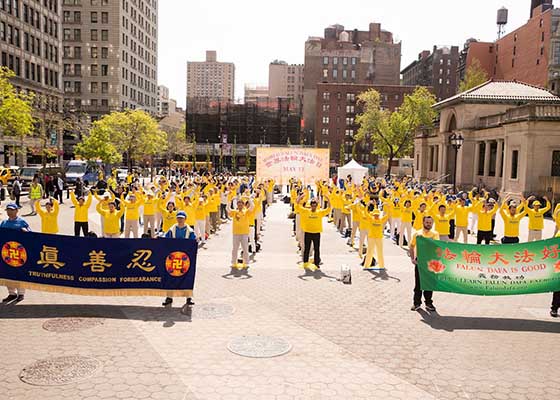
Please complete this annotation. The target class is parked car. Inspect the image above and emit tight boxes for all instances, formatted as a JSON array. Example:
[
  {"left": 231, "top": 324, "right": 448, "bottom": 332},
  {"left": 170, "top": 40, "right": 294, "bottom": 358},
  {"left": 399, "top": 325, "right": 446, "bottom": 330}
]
[
  {"left": 65, "top": 160, "right": 102, "bottom": 186},
  {"left": 20, "top": 164, "right": 66, "bottom": 189}
]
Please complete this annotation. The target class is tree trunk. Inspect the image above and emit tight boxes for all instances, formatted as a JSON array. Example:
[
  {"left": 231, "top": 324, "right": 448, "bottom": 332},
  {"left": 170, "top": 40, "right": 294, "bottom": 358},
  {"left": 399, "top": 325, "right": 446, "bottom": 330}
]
[{"left": 386, "top": 156, "right": 394, "bottom": 176}]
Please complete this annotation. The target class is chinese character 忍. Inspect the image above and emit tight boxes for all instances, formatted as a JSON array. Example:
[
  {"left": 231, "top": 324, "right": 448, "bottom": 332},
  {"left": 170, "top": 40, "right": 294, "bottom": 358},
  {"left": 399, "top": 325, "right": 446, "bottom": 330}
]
[{"left": 126, "top": 249, "right": 155, "bottom": 273}]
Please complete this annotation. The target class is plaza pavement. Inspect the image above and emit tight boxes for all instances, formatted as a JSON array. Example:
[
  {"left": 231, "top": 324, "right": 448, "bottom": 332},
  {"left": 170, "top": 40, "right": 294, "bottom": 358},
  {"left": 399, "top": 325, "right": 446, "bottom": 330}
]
[{"left": 0, "top": 194, "right": 559, "bottom": 400}]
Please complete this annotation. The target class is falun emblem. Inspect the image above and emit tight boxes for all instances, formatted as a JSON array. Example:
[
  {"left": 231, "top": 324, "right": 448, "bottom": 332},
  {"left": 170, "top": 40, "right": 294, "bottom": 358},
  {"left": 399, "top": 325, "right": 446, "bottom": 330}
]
[
  {"left": 165, "top": 252, "right": 190, "bottom": 277},
  {"left": 1, "top": 241, "right": 28, "bottom": 268}
]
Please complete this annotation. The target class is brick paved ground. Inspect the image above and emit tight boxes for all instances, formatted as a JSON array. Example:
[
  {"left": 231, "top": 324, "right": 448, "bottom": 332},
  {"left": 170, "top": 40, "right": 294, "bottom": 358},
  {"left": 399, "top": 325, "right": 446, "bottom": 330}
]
[{"left": 0, "top": 194, "right": 559, "bottom": 399}]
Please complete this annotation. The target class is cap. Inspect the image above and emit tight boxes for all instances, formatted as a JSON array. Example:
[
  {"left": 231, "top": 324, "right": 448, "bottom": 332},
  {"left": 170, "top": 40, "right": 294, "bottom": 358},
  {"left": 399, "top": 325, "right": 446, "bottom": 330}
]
[
  {"left": 533, "top": 201, "right": 542, "bottom": 206},
  {"left": 176, "top": 211, "right": 187, "bottom": 219},
  {"left": 77, "top": 195, "right": 85, "bottom": 201},
  {"left": 5, "top": 202, "right": 19, "bottom": 210}
]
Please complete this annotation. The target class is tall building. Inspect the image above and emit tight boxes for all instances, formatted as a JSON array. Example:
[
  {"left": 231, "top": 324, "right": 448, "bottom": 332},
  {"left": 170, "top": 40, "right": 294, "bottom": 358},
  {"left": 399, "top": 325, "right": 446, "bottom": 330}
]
[
  {"left": 268, "top": 60, "right": 304, "bottom": 110},
  {"left": 186, "top": 50, "right": 235, "bottom": 110},
  {"left": 157, "top": 84, "right": 169, "bottom": 116},
  {"left": 315, "top": 83, "right": 419, "bottom": 167},
  {"left": 0, "top": 0, "right": 64, "bottom": 165},
  {"left": 457, "top": 1, "right": 560, "bottom": 94},
  {"left": 401, "top": 46, "right": 460, "bottom": 101},
  {"left": 62, "top": 0, "right": 159, "bottom": 120},
  {"left": 303, "top": 23, "right": 401, "bottom": 143},
  {"left": 244, "top": 85, "right": 268, "bottom": 103}
]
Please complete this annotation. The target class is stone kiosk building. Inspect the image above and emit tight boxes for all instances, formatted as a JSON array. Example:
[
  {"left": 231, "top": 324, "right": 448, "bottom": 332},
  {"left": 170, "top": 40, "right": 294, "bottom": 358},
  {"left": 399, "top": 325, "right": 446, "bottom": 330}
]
[{"left": 414, "top": 81, "right": 560, "bottom": 196}]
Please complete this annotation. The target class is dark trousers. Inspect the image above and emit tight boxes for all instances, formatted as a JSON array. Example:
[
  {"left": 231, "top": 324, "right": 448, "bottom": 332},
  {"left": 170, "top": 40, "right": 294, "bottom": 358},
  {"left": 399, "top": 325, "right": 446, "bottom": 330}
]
[
  {"left": 552, "top": 292, "right": 560, "bottom": 311},
  {"left": 414, "top": 265, "right": 433, "bottom": 306},
  {"left": 501, "top": 236, "right": 519, "bottom": 244},
  {"left": 14, "top": 194, "right": 21, "bottom": 207},
  {"left": 449, "top": 219, "right": 455, "bottom": 240},
  {"left": 74, "top": 221, "right": 89, "bottom": 237},
  {"left": 477, "top": 230, "right": 492, "bottom": 244},
  {"left": 303, "top": 232, "right": 321, "bottom": 264},
  {"left": 263, "top": 200, "right": 267, "bottom": 217},
  {"left": 54, "top": 188, "right": 63, "bottom": 203},
  {"left": 220, "top": 204, "right": 227, "bottom": 219}
]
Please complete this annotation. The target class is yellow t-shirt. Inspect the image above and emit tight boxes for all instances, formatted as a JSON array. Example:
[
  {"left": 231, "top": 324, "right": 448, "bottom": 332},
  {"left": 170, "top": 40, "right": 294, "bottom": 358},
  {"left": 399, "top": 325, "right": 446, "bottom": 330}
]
[
  {"left": 161, "top": 209, "right": 177, "bottom": 232},
  {"left": 500, "top": 207, "right": 525, "bottom": 238},
  {"left": 97, "top": 204, "right": 124, "bottom": 235},
  {"left": 527, "top": 202, "right": 551, "bottom": 230},
  {"left": 70, "top": 192, "right": 91, "bottom": 223},
  {"left": 401, "top": 207, "right": 413, "bottom": 223},
  {"left": 37, "top": 201, "right": 59, "bottom": 234},
  {"left": 298, "top": 206, "right": 331, "bottom": 233},
  {"left": 366, "top": 215, "right": 389, "bottom": 238},
  {"left": 454, "top": 205, "right": 471, "bottom": 228},
  {"left": 230, "top": 209, "right": 250, "bottom": 235},
  {"left": 476, "top": 205, "right": 498, "bottom": 232},
  {"left": 410, "top": 229, "right": 440, "bottom": 248}
]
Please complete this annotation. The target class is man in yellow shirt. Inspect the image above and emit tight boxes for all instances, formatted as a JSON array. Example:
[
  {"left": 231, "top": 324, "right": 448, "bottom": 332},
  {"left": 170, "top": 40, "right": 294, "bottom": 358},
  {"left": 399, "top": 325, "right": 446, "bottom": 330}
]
[
  {"left": 475, "top": 200, "right": 498, "bottom": 244},
  {"left": 70, "top": 190, "right": 92, "bottom": 236},
  {"left": 500, "top": 196, "right": 525, "bottom": 244},
  {"left": 35, "top": 198, "right": 60, "bottom": 234},
  {"left": 228, "top": 197, "right": 253, "bottom": 267},
  {"left": 432, "top": 203, "right": 454, "bottom": 242},
  {"left": 297, "top": 197, "right": 331, "bottom": 268},
  {"left": 363, "top": 209, "right": 389, "bottom": 269},
  {"left": 526, "top": 196, "right": 551, "bottom": 241},
  {"left": 409, "top": 215, "right": 439, "bottom": 312},
  {"left": 96, "top": 201, "right": 125, "bottom": 238}
]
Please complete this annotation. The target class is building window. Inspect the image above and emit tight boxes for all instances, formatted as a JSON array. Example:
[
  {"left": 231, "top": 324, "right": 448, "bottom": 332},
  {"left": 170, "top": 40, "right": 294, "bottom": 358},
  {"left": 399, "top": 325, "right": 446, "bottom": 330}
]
[
  {"left": 540, "top": 19, "right": 544, "bottom": 28},
  {"left": 101, "top": 30, "right": 108, "bottom": 41},
  {"left": 322, "top": 92, "right": 330, "bottom": 100},
  {"left": 511, "top": 150, "right": 519, "bottom": 179},
  {"left": 91, "top": 12, "right": 98, "bottom": 23},
  {"left": 512, "top": 58, "right": 515, "bottom": 68},
  {"left": 346, "top": 105, "right": 355, "bottom": 113},
  {"left": 342, "top": 57, "right": 348, "bottom": 65},
  {"left": 513, "top": 46, "right": 516, "bottom": 55},
  {"left": 101, "top": 12, "right": 108, "bottom": 24},
  {"left": 322, "top": 69, "right": 328, "bottom": 79},
  {"left": 537, "top": 59, "right": 540, "bottom": 65},
  {"left": 552, "top": 151, "right": 560, "bottom": 176},
  {"left": 322, "top": 104, "right": 329, "bottom": 112},
  {"left": 542, "top": 32, "right": 545, "bottom": 42},
  {"left": 333, "top": 69, "right": 338, "bottom": 79},
  {"left": 323, "top": 56, "right": 329, "bottom": 65},
  {"left": 351, "top": 57, "right": 357, "bottom": 65},
  {"left": 322, "top": 116, "right": 329, "bottom": 124},
  {"left": 333, "top": 57, "right": 338, "bottom": 65},
  {"left": 346, "top": 93, "right": 355, "bottom": 101},
  {"left": 478, "top": 142, "right": 486, "bottom": 176},
  {"left": 345, "top": 129, "right": 353, "bottom": 137},
  {"left": 416, "top": 154, "right": 419, "bottom": 170},
  {"left": 321, "top": 128, "right": 328, "bottom": 136},
  {"left": 351, "top": 70, "right": 356, "bottom": 79},
  {"left": 342, "top": 69, "right": 347, "bottom": 79},
  {"left": 541, "top": 46, "right": 545, "bottom": 56},
  {"left": 91, "top": 29, "right": 98, "bottom": 41},
  {"left": 345, "top": 117, "right": 354, "bottom": 126}
]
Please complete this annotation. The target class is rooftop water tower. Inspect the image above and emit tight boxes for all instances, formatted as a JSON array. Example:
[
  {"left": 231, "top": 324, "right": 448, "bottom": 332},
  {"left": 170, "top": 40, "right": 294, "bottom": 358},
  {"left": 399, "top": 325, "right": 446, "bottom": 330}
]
[{"left": 497, "top": 7, "right": 508, "bottom": 39}]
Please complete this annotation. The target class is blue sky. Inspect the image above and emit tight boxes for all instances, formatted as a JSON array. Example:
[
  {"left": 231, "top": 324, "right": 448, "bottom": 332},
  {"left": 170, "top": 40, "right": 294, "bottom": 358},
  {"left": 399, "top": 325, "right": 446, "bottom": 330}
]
[{"left": 158, "top": 0, "right": 559, "bottom": 107}]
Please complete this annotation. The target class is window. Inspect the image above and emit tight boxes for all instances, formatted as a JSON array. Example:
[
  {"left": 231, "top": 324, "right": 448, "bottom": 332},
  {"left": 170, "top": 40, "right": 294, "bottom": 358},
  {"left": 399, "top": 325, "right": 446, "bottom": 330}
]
[
  {"left": 551, "top": 151, "right": 560, "bottom": 176},
  {"left": 342, "top": 69, "right": 347, "bottom": 79},
  {"left": 91, "top": 46, "right": 98, "bottom": 58},
  {"left": 541, "top": 46, "right": 545, "bottom": 56},
  {"left": 540, "top": 18, "right": 544, "bottom": 28},
  {"left": 101, "top": 82, "right": 108, "bottom": 93},
  {"left": 101, "top": 30, "right": 108, "bottom": 41},
  {"left": 321, "top": 128, "right": 328, "bottom": 135},
  {"left": 511, "top": 150, "right": 519, "bottom": 179},
  {"left": 542, "top": 32, "right": 545, "bottom": 42},
  {"left": 332, "top": 69, "right": 338, "bottom": 79},
  {"left": 91, "top": 64, "right": 98, "bottom": 76},
  {"left": 322, "top": 92, "right": 330, "bottom": 100},
  {"left": 342, "top": 57, "right": 348, "bottom": 65},
  {"left": 345, "top": 117, "right": 354, "bottom": 126},
  {"left": 101, "top": 47, "right": 108, "bottom": 59},
  {"left": 440, "top": 59, "right": 443, "bottom": 65},
  {"left": 322, "top": 68, "right": 328, "bottom": 79},
  {"left": 91, "top": 29, "right": 98, "bottom": 41},
  {"left": 91, "top": 12, "right": 98, "bottom": 23},
  {"left": 345, "top": 129, "right": 353, "bottom": 137},
  {"left": 323, "top": 56, "right": 329, "bottom": 65},
  {"left": 346, "top": 105, "right": 355, "bottom": 113},
  {"left": 513, "top": 46, "right": 516, "bottom": 55},
  {"left": 90, "top": 82, "right": 98, "bottom": 93},
  {"left": 351, "top": 57, "right": 356, "bottom": 65},
  {"left": 429, "top": 146, "right": 435, "bottom": 172},
  {"left": 478, "top": 142, "right": 486, "bottom": 176},
  {"left": 512, "top": 58, "right": 515, "bottom": 68},
  {"left": 322, "top": 104, "right": 329, "bottom": 112},
  {"left": 101, "top": 12, "right": 108, "bottom": 24},
  {"left": 333, "top": 57, "right": 338, "bottom": 65},
  {"left": 322, "top": 116, "right": 329, "bottom": 124},
  {"left": 351, "top": 70, "right": 356, "bottom": 79},
  {"left": 537, "top": 59, "right": 540, "bottom": 65}
]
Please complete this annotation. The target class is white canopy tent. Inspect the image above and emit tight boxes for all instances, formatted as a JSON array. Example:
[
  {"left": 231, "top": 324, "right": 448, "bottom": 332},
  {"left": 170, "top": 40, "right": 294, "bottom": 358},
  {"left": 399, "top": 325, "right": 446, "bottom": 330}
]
[{"left": 338, "top": 159, "right": 368, "bottom": 185}]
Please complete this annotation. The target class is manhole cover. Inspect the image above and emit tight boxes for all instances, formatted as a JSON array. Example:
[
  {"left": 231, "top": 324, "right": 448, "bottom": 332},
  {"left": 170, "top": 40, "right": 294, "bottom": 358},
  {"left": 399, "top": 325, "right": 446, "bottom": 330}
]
[
  {"left": 20, "top": 356, "right": 102, "bottom": 386},
  {"left": 228, "top": 336, "right": 292, "bottom": 358},
  {"left": 43, "top": 318, "right": 104, "bottom": 332},
  {"left": 193, "top": 303, "right": 234, "bottom": 319}
]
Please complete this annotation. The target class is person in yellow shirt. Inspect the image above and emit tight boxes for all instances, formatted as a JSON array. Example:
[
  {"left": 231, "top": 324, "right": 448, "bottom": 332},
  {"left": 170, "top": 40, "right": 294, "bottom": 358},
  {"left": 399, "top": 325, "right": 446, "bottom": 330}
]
[
  {"left": 296, "top": 197, "right": 331, "bottom": 268},
  {"left": 340, "top": 193, "right": 353, "bottom": 236},
  {"left": 412, "top": 202, "right": 429, "bottom": 231},
  {"left": 194, "top": 196, "right": 208, "bottom": 245},
  {"left": 96, "top": 201, "right": 125, "bottom": 238},
  {"left": 453, "top": 198, "right": 471, "bottom": 243},
  {"left": 142, "top": 191, "right": 157, "bottom": 237},
  {"left": 431, "top": 203, "right": 454, "bottom": 242},
  {"left": 70, "top": 190, "right": 92, "bottom": 236},
  {"left": 363, "top": 209, "right": 389, "bottom": 270},
  {"left": 121, "top": 191, "right": 144, "bottom": 238},
  {"left": 159, "top": 199, "right": 177, "bottom": 234},
  {"left": 500, "top": 196, "right": 526, "bottom": 244},
  {"left": 228, "top": 197, "right": 253, "bottom": 267},
  {"left": 399, "top": 200, "right": 413, "bottom": 247},
  {"left": 349, "top": 199, "right": 363, "bottom": 247},
  {"left": 409, "top": 215, "right": 439, "bottom": 312},
  {"left": 526, "top": 196, "right": 551, "bottom": 241},
  {"left": 475, "top": 200, "right": 498, "bottom": 244},
  {"left": 553, "top": 202, "right": 560, "bottom": 237},
  {"left": 35, "top": 198, "right": 59, "bottom": 234},
  {"left": 94, "top": 190, "right": 115, "bottom": 233}
]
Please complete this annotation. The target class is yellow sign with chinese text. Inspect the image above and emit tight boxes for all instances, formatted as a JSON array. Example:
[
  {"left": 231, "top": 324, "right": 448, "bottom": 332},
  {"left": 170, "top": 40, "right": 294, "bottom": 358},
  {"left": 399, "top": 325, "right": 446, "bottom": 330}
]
[{"left": 256, "top": 148, "right": 329, "bottom": 185}]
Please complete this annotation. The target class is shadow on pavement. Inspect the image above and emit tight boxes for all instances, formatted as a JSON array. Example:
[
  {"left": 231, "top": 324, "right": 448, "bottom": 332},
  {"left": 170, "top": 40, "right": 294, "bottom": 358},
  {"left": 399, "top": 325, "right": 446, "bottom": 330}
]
[
  {"left": 222, "top": 268, "right": 253, "bottom": 280},
  {"left": 297, "top": 269, "right": 338, "bottom": 281},
  {"left": 418, "top": 309, "right": 560, "bottom": 333},
  {"left": 365, "top": 269, "right": 401, "bottom": 283},
  {"left": 0, "top": 303, "right": 195, "bottom": 323}
]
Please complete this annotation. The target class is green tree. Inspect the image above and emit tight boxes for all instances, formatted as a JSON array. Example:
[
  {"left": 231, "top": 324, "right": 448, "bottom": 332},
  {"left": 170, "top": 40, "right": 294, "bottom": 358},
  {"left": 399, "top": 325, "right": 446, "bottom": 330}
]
[
  {"left": 0, "top": 67, "right": 35, "bottom": 162},
  {"left": 339, "top": 142, "right": 345, "bottom": 166},
  {"left": 75, "top": 109, "right": 167, "bottom": 170},
  {"left": 459, "top": 58, "right": 488, "bottom": 92},
  {"left": 74, "top": 123, "right": 122, "bottom": 164},
  {"left": 355, "top": 87, "right": 437, "bottom": 175}
]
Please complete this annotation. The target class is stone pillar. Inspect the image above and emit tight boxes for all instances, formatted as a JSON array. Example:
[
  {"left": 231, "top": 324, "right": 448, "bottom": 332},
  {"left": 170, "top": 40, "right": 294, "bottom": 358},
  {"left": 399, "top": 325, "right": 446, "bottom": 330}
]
[
  {"left": 473, "top": 141, "right": 480, "bottom": 183},
  {"left": 496, "top": 139, "right": 504, "bottom": 179},
  {"left": 483, "top": 140, "right": 491, "bottom": 177},
  {"left": 501, "top": 139, "right": 508, "bottom": 193}
]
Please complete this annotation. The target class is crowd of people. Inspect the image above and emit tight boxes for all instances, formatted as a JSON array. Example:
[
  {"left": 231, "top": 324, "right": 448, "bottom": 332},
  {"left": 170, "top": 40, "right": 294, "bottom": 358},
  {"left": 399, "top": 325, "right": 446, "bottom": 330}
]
[{"left": 1, "top": 170, "right": 559, "bottom": 318}]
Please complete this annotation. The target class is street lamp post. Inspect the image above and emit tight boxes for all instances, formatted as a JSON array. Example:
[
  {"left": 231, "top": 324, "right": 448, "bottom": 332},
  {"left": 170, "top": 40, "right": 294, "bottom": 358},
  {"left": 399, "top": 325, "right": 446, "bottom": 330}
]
[{"left": 449, "top": 132, "right": 464, "bottom": 192}]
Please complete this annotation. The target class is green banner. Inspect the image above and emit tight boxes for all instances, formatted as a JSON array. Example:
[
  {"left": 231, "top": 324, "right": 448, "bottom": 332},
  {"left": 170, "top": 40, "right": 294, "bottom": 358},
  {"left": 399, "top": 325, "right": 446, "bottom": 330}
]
[{"left": 417, "top": 237, "right": 560, "bottom": 295}]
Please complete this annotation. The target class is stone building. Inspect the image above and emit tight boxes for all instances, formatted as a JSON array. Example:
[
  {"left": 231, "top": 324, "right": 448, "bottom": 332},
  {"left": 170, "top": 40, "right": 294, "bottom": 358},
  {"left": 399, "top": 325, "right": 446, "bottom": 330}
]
[
  {"left": 187, "top": 50, "right": 235, "bottom": 110},
  {"left": 268, "top": 60, "right": 304, "bottom": 111},
  {"left": 414, "top": 80, "right": 560, "bottom": 196}
]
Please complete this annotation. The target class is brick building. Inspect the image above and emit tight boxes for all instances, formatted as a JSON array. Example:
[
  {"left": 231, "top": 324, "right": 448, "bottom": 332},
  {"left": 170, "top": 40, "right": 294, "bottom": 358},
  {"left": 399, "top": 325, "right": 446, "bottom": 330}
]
[
  {"left": 303, "top": 23, "right": 401, "bottom": 144},
  {"left": 458, "top": 1, "right": 560, "bottom": 94},
  {"left": 315, "top": 83, "right": 418, "bottom": 167},
  {"left": 401, "top": 46, "right": 459, "bottom": 101}
]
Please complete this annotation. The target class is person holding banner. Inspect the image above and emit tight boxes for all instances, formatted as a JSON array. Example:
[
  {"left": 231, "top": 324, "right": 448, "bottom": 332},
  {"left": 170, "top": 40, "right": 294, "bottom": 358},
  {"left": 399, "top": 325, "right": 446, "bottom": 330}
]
[
  {"left": 409, "top": 215, "right": 439, "bottom": 312},
  {"left": 526, "top": 196, "right": 551, "bottom": 241},
  {"left": 1, "top": 203, "right": 30, "bottom": 303},
  {"left": 96, "top": 201, "right": 125, "bottom": 238},
  {"left": 35, "top": 198, "right": 60, "bottom": 234},
  {"left": 162, "top": 211, "right": 196, "bottom": 307}
]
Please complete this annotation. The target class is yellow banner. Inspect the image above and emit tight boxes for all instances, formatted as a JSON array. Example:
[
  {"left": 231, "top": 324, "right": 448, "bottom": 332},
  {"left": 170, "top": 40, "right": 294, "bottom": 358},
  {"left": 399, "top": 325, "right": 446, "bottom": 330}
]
[{"left": 256, "top": 148, "right": 330, "bottom": 185}]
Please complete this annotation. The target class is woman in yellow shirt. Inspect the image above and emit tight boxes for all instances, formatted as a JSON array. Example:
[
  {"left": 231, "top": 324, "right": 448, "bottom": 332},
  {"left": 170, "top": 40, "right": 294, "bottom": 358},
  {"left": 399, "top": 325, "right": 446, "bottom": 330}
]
[
  {"left": 363, "top": 209, "right": 389, "bottom": 270},
  {"left": 159, "top": 199, "right": 177, "bottom": 234},
  {"left": 399, "top": 200, "right": 414, "bottom": 247},
  {"left": 96, "top": 201, "right": 125, "bottom": 238},
  {"left": 453, "top": 198, "right": 471, "bottom": 243},
  {"left": 194, "top": 196, "right": 208, "bottom": 244},
  {"left": 35, "top": 198, "right": 59, "bottom": 234},
  {"left": 431, "top": 203, "right": 454, "bottom": 242},
  {"left": 70, "top": 191, "right": 92, "bottom": 237},
  {"left": 526, "top": 196, "right": 551, "bottom": 241}
]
